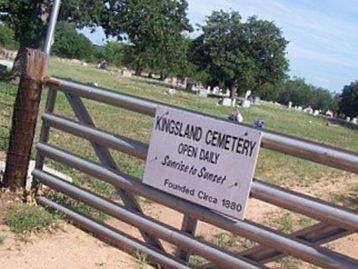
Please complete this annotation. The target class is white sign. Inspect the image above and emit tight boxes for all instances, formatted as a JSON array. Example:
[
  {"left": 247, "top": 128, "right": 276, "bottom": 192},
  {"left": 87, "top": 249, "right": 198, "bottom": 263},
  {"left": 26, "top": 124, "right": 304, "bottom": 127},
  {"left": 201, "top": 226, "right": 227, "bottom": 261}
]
[{"left": 143, "top": 106, "right": 262, "bottom": 219}]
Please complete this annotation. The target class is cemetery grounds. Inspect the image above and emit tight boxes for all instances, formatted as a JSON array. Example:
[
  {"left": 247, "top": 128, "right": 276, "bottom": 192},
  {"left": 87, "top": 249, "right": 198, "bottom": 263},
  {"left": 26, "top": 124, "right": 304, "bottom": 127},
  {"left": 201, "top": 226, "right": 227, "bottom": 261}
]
[{"left": 0, "top": 57, "right": 357, "bottom": 269}]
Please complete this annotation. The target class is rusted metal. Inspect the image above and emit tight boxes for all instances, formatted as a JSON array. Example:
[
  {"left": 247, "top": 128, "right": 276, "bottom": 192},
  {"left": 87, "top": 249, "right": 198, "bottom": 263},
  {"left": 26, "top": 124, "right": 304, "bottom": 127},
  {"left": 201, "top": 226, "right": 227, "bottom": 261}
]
[{"left": 3, "top": 49, "right": 47, "bottom": 189}]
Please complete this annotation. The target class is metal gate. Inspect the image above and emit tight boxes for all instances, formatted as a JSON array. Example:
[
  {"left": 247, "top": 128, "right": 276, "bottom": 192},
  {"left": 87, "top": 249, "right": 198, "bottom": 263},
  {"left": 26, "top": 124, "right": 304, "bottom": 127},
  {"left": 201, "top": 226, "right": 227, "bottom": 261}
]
[{"left": 32, "top": 76, "right": 358, "bottom": 269}]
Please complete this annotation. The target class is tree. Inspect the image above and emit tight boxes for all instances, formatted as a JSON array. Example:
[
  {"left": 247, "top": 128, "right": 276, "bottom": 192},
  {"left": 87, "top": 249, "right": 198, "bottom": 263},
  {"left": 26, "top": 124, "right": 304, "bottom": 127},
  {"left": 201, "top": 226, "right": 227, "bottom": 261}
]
[
  {"left": 275, "top": 77, "right": 336, "bottom": 111},
  {"left": 0, "top": 23, "right": 18, "bottom": 50},
  {"left": 101, "top": 0, "right": 192, "bottom": 77},
  {"left": 1, "top": 0, "right": 192, "bottom": 80},
  {"left": 102, "top": 41, "right": 126, "bottom": 67},
  {"left": 0, "top": 0, "right": 108, "bottom": 81},
  {"left": 52, "top": 22, "right": 94, "bottom": 61},
  {"left": 311, "top": 87, "right": 334, "bottom": 111},
  {"left": 190, "top": 10, "right": 289, "bottom": 100},
  {"left": 339, "top": 81, "right": 358, "bottom": 117}
]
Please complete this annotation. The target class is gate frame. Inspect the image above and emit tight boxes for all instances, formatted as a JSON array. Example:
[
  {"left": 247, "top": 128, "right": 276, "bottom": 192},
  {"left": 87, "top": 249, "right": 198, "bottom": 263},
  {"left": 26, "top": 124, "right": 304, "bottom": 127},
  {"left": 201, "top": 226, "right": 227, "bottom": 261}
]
[{"left": 32, "top": 77, "right": 358, "bottom": 269}]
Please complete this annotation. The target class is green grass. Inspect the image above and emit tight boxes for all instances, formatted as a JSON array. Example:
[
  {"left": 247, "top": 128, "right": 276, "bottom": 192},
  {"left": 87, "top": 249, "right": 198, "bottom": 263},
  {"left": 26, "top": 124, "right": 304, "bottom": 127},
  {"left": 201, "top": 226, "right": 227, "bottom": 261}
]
[
  {"left": 1, "top": 57, "right": 357, "bottom": 192},
  {"left": 330, "top": 184, "right": 358, "bottom": 209},
  {"left": 135, "top": 250, "right": 149, "bottom": 268},
  {"left": 0, "top": 57, "right": 356, "bottom": 269},
  {"left": 4, "top": 204, "right": 57, "bottom": 234},
  {"left": 43, "top": 57, "right": 358, "bottom": 189}
]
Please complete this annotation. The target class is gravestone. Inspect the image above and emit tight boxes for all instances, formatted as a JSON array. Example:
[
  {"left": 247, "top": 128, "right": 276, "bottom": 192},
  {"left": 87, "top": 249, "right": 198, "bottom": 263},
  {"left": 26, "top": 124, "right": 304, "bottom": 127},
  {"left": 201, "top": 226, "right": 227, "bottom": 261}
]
[
  {"left": 245, "top": 90, "right": 252, "bottom": 99},
  {"left": 199, "top": 88, "right": 208, "bottom": 97},
  {"left": 288, "top": 101, "right": 292, "bottom": 108},
  {"left": 304, "top": 107, "right": 313, "bottom": 114},
  {"left": 228, "top": 108, "right": 244, "bottom": 123},
  {"left": 254, "top": 97, "right": 261, "bottom": 105},
  {"left": 242, "top": 99, "right": 251, "bottom": 108},
  {"left": 325, "top": 110, "right": 333, "bottom": 118},
  {"left": 167, "top": 88, "right": 176, "bottom": 95},
  {"left": 222, "top": 97, "right": 233, "bottom": 106}
]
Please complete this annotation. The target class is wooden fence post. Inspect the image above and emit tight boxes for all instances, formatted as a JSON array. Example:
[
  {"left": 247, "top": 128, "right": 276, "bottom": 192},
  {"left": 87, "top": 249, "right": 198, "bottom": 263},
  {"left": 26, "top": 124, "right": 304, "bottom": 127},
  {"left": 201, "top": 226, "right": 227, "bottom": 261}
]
[{"left": 2, "top": 49, "right": 47, "bottom": 190}]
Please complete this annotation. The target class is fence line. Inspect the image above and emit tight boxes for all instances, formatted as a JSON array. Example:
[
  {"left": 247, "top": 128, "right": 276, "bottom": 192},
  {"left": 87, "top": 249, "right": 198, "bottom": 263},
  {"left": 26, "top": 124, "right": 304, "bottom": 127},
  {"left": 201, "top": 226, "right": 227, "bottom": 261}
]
[{"left": 30, "top": 77, "right": 358, "bottom": 269}]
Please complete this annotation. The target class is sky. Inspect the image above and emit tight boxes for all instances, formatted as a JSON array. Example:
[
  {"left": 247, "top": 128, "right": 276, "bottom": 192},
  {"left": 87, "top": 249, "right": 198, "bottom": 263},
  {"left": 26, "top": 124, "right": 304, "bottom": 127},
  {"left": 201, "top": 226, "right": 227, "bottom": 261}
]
[{"left": 81, "top": 0, "right": 358, "bottom": 93}]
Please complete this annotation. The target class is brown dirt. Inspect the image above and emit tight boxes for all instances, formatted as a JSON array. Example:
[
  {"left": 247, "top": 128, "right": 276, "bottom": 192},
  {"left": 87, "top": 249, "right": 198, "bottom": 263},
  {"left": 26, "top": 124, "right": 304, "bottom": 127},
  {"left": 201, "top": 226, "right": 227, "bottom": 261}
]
[
  {"left": 0, "top": 224, "right": 141, "bottom": 269},
  {"left": 0, "top": 150, "right": 357, "bottom": 268}
]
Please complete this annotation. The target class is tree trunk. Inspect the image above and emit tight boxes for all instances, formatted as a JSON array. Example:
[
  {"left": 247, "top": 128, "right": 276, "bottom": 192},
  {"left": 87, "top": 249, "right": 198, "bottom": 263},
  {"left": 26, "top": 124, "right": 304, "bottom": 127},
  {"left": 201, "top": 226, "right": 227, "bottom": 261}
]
[
  {"left": 2, "top": 49, "right": 47, "bottom": 190},
  {"left": 10, "top": 46, "right": 27, "bottom": 85},
  {"left": 230, "top": 84, "right": 238, "bottom": 107},
  {"left": 134, "top": 66, "right": 142, "bottom": 76},
  {"left": 159, "top": 71, "right": 168, "bottom": 81}
]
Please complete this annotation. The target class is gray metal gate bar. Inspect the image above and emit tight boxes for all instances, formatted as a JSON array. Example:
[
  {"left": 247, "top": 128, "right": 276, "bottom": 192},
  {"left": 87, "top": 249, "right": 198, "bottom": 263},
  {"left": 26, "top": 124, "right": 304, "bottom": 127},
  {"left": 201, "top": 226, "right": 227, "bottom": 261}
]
[
  {"left": 37, "top": 197, "right": 191, "bottom": 269},
  {"left": 33, "top": 88, "right": 58, "bottom": 190},
  {"left": 46, "top": 78, "right": 358, "bottom": 173},
  {"left": 200, "top": 223, "right": 353, "bottom": 268},
  {"left": 64, "top": 93, "right": 165, "bottom": 252},
  {"left": 251, "top": 180, "right": 358, "bottom": 231},
  {"left": 35, "top": 143, "right": 358, "bottom": 269},
  {"left": 33, "top": 169, "right": 265, "bottom": 269},
  {"left": 176, "top": 216, "right": 198, "bottom": 263},
  {"left": 41, "top": 112, "right": 358, "bottom": 231},
  {"left": 42, "top": 112, "right": 147, "bottom": 160},
  {"left": 43, "top": 112, "right": 356, "bottom": 264}
]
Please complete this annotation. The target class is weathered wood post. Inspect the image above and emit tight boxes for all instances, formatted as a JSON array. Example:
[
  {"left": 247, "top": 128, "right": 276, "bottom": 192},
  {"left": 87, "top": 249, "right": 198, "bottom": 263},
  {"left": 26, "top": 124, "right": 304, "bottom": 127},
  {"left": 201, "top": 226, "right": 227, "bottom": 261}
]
[{"left": 2, "top": 49, "right": 47, "bottom": 190}]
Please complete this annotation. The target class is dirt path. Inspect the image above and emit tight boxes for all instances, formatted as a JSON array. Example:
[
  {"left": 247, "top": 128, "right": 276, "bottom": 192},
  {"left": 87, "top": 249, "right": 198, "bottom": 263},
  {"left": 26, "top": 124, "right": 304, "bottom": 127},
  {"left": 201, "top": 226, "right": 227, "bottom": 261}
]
[
  {"left": 0, "top": 151, "right": 356, "bottom": 268},
  {"left": 0, "top": 224, "right": 141, "bottom": 269}
]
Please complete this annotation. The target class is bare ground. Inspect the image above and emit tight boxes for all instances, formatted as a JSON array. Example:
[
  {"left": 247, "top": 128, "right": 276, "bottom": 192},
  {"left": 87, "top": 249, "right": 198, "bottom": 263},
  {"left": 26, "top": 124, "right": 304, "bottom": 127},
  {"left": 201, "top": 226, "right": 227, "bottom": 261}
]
[
  {"left": 0, "top": 224, "right": 140, "bottom": 269},
  {"left": 0, "top": 149, "right": 357, "bottom": 269}
]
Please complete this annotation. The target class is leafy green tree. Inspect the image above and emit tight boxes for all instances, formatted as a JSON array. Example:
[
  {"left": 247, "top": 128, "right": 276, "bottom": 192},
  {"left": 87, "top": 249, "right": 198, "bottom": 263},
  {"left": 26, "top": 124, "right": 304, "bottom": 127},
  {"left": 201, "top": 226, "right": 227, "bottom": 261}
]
[
  {"left": 339, "top": 81, "right": 358, "bottom": 117},
  {"left": 1, "top": 0, "right": 191, "bottom": 80},
  {"left": 312, "top": 88, "right": 334, "bottom": 111},
  {"left": 190, "top": 10, "right": 289, "bottom": 99},
  {"left": 277, "top": 77, "right": 336, "bottom": 111},
  {"left": 52, "top": 22, "right": 94, "bottom": 61},
  {"left": 279, "top": 78, "right": 312, "bottom": 106},
  {"left": 102, "top": 41, "right": 126, "bottom": 67},
  {"left": 0, "top": 0, "right": 108, "bottom": 81},
  {"left": 102, "top": 0, "right": 192, "bottom": 77},
  {"left": 0, "top": 23, "right": 18, "bottom": 50}
]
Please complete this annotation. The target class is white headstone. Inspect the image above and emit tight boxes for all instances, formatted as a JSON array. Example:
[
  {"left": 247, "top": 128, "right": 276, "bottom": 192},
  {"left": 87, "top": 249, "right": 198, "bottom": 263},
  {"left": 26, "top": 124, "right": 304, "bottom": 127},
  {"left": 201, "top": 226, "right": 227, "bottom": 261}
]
[
  {"left": 242, "top": 100, "right": 251, "bottom": 108},
  {"left": 313, "top": 110, "right": 319, "bottom": 116},
  {"left": 325, "top": 110, "right": 333, "bottom": 118},
  {"left": 228, "top": 108, "right": 244, "bottom": 123},
  {"left": 304, "top": 107, "right": 313, "bottom": 114},
  {"left": 288, "top": 102, "right": 292, "bottom": 108},
  {"left": 245, "top": 90, "right": 252, "bottom": 100},
  {"left": 254, "top": 97, "right": 261, "bottom": 105},
  {"left": 222, "top": 97, "right": 232, "bottom": 107},
  {"left": 199, "top": 89, "right": 208, "bottom": 98},
  {"left": 352, "top": 117, "right": 357, "bottom": 124},
  {"left": 167, "top": 88, "right": 176, "bottom": 95}
]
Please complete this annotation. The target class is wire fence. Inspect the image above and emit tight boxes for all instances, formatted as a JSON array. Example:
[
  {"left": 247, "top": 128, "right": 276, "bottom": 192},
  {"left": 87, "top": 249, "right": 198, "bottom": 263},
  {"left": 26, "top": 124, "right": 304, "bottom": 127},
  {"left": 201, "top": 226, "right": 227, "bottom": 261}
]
[{"left": 0, "top": 80, "right": 16, "bottom": 151}]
